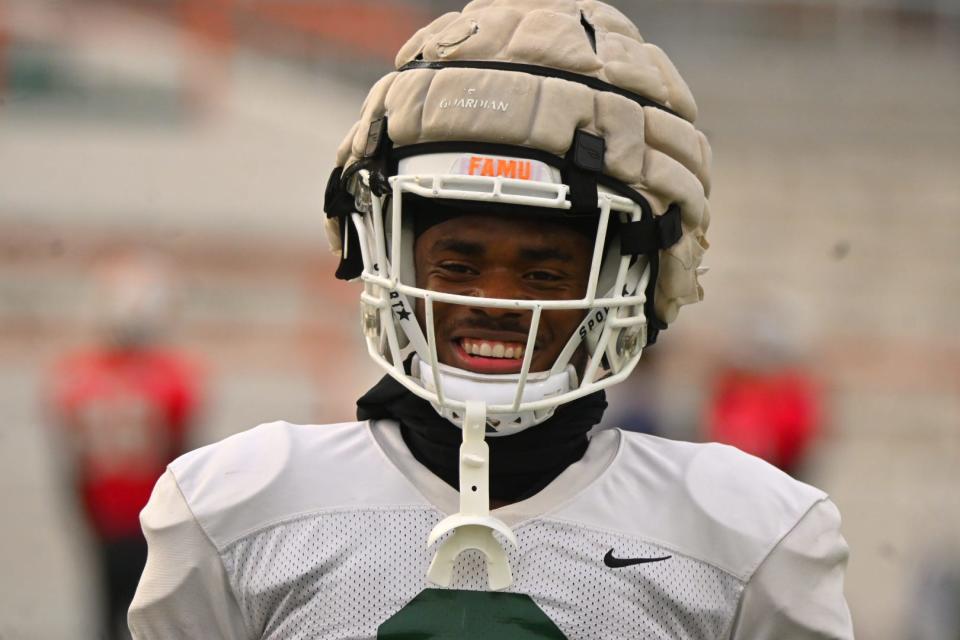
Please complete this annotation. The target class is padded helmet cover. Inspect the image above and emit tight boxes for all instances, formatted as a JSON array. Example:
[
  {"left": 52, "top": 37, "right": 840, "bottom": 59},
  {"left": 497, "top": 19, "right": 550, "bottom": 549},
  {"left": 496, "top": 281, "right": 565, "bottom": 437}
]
[{"left": 329, "top": 0, "right": 712, "bottom": 325}]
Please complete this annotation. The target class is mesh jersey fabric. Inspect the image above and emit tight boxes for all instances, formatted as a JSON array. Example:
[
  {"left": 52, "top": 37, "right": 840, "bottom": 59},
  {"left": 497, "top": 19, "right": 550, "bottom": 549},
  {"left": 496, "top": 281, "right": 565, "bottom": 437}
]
[
  {"left": 223, "top": 511, "right": 740, "bottom": 639},
  {"left": 129, "top": 421, "right": 853, "bottom": 639}
]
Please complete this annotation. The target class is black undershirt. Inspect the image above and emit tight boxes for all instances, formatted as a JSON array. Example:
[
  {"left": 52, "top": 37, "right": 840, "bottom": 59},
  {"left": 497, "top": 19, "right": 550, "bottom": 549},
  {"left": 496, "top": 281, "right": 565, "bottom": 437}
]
[{"left": 356, "top": 374, "right": 607, "bottom": 503}]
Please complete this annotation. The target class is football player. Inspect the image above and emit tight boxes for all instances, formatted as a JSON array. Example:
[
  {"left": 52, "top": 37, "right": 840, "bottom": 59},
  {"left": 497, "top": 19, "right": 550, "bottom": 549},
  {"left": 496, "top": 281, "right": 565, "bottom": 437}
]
[
  {"left": 129, "top": 1, "right": 853, "bottom": 638},
  {"left": 50, "top": 250, "right": 201, "bottom": 640}
]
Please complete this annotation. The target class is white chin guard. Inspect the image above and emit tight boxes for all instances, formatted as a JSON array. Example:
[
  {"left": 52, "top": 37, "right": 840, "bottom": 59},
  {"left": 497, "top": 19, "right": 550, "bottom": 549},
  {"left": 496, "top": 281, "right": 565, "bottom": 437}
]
[{"left": 413, "top": 356, "right": 578, "bottom": 436}]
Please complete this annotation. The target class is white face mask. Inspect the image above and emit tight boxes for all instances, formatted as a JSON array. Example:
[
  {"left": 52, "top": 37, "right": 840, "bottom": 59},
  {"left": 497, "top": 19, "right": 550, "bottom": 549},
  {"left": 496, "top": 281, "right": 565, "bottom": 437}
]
[{"left": 348, "top": 153, "right": 652, "bottom": 435}]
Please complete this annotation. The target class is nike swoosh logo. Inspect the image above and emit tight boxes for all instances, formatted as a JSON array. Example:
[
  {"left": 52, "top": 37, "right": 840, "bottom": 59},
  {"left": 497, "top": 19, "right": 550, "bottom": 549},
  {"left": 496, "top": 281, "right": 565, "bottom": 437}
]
[{"left": 603, "top": 549, "right": 672, "bottom": 568}]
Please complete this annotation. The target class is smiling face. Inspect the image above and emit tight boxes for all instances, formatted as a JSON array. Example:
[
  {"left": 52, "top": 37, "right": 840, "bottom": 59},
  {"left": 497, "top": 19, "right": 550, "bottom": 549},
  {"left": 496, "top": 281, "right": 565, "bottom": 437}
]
[{"left": 413, "top": 214, "right": 594, "bottom": 375}]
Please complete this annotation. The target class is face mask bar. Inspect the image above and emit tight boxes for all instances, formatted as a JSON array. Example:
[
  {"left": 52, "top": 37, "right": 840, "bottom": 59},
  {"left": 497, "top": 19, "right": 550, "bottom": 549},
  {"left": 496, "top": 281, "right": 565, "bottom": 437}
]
[{"left": 352, "top": 167, "right": 649, "bottom": 423}]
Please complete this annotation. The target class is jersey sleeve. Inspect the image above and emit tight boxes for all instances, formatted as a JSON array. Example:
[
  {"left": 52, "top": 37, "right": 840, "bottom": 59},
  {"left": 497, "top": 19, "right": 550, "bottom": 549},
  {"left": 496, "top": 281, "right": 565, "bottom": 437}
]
[
  {"left": 128, "top": 469, "right": 249, "bottom": 640},
  {"left": 730, "top": 497, "right": 854, "bottom": 639}
]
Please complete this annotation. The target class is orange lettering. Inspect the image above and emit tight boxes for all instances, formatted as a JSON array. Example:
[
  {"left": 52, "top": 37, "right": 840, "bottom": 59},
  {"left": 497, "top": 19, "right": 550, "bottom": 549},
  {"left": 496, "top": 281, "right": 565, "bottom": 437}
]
[
  {"left": 518, "top": 160, "right": 531, "bottom": 180},
  {"left": 465, "top": 156, "right": 534, "bottom": 180}
]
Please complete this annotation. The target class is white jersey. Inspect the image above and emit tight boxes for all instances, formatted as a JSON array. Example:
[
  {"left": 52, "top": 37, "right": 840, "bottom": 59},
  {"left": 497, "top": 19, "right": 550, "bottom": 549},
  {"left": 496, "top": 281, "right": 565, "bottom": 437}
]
[{"left": 129, "top": 420, "right": 853, "bottom": 639}]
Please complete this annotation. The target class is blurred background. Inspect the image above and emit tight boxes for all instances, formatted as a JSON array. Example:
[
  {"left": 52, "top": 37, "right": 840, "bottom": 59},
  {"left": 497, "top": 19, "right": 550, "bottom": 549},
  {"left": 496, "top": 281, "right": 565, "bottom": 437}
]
[{"left": 0, "top": 0, "right": 957, "bottom": 638}]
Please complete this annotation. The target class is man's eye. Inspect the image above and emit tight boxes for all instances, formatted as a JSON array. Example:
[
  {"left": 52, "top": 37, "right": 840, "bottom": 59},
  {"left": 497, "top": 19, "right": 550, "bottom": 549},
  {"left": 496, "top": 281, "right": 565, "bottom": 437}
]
[
  {"left": 525, "top": 270, "right": 563, "bottom": 282},
  {"left": 439, "top": 262, "right": 476, "bottom": 275}
]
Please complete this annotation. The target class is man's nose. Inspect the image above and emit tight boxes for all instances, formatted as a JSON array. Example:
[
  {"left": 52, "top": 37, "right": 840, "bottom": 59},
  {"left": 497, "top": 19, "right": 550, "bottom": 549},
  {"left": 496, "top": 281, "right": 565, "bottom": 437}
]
[
  {"left": 465, "top": 272, "right": 530, "bottom": 318},
  {"left": 467, "top": 271, "right": 528, "bottom": 302}
]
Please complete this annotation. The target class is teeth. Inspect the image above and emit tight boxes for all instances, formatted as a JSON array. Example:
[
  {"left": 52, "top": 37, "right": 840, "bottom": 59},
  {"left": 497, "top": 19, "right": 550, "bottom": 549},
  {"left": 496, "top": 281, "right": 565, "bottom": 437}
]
[{"left": 461, "top": 339, "right": 524, "bottom": 359}]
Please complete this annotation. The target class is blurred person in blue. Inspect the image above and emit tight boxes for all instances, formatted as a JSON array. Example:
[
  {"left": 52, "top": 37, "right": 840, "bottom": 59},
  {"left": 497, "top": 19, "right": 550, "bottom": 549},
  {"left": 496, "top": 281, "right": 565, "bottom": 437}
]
[
  {"left": 129, "top": 1, "right": 853, "bottom": 637},
  {"left": 49, "top": 249, "right": 202, "bottom": 640}
]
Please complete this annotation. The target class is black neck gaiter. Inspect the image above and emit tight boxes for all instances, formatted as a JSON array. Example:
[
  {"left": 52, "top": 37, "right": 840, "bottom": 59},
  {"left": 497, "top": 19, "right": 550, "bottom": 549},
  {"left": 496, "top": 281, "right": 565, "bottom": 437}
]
[{"left": 357, "top": 374, "right": 607, "bottom": 503}]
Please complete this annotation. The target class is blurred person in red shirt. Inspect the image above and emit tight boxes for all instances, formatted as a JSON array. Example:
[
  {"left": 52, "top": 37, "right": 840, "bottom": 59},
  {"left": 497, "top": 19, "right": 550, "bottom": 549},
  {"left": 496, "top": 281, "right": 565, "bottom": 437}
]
[
  {"left": 704, "top": 302, "right": 822, "bottom": 478},
  {"left": 705, "top": 367, "right": 820, "bottom": 477},
  {"left": 49, "top": 249, "right": 202, "bottom": 640}
]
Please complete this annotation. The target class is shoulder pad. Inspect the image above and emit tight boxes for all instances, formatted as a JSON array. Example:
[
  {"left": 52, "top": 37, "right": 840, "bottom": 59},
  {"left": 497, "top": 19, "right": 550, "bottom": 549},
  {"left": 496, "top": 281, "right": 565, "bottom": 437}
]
[{"left": 169, "top": 420, "right": 427, "bottom": 549}]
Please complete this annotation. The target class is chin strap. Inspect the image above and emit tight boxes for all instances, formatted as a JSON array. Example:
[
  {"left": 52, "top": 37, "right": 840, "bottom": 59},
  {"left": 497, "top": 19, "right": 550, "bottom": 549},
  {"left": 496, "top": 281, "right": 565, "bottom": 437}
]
[{"left": 426, "top": 400, "right": 518, "bottom": 591}]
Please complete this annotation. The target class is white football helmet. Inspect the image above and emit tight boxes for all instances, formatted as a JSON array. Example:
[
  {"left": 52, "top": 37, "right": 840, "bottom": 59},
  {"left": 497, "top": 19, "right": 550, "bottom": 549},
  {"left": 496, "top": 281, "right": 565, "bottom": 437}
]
[
  {"left": 91, "top": 249, "right": 175, "bottom": 349},
  {"left": 325, "top": 0, "right": 711, "bottom": 435}
]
